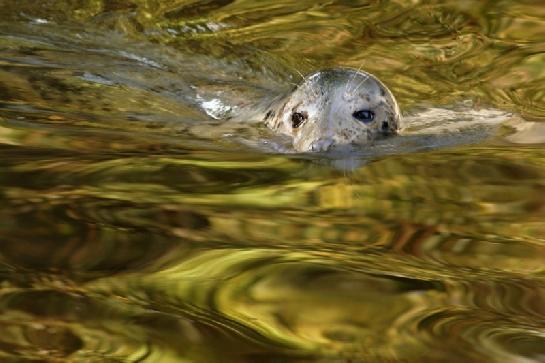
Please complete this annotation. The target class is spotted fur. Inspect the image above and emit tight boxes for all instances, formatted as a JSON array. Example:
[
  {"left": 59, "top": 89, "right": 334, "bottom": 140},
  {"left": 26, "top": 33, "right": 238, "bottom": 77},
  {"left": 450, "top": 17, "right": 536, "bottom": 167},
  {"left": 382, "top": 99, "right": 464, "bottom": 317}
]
[{"left": 264, "top": 68, "right": 401, "bottom": 152}]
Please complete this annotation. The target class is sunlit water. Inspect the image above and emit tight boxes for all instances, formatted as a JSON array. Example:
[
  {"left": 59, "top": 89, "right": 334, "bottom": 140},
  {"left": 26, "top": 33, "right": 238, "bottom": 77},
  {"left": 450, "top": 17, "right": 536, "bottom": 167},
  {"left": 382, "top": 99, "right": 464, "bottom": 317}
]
[{"left": 0, "top": 1, "right": 544, "bottom": 362}]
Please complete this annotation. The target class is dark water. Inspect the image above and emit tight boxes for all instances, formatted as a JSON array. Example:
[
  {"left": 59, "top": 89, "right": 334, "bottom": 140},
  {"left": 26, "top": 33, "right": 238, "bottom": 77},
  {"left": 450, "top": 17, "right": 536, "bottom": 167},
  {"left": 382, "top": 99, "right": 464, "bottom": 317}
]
[{"left": 0, "top": 1, "right": 544, "bottom": 362}]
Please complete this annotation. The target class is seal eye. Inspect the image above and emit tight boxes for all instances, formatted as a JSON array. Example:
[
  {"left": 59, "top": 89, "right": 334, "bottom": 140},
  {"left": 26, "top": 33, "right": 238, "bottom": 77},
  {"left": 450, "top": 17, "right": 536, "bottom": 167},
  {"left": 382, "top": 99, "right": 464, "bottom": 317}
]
[
  {"left": 353, "top": 110, "right": 375, "bottom": 123},
  {"left": 291, "top": 111, "right": 307, "bottom": 128}
]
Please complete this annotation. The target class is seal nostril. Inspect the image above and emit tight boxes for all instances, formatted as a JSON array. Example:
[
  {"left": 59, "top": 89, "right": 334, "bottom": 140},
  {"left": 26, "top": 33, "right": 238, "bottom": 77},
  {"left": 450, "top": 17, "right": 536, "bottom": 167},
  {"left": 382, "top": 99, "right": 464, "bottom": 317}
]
[
  {"left": 310, "top": 139, "right": 333, "bottom": 152},
  {"left": 381, "top": 121, "right": 389, "bottom": 131}
]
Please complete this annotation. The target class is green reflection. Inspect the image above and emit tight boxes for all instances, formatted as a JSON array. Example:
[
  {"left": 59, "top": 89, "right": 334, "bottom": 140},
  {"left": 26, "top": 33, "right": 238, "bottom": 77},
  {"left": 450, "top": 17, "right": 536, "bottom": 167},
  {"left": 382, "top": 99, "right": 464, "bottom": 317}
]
[{"left": 0, "top": 0, "right": 544, "bottom": 362}]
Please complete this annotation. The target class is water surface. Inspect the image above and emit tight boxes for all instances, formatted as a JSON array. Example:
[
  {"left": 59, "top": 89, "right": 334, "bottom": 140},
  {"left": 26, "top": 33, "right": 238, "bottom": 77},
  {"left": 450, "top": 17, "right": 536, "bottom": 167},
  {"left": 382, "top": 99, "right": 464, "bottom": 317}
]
[{"left": 0, "top": 1, "right": 544, "bottom": 362}]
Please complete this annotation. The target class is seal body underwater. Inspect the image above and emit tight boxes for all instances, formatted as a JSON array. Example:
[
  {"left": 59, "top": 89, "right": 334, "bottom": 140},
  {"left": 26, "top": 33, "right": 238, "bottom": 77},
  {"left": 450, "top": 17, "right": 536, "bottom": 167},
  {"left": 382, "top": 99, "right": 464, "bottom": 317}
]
[{"left": 261, "top": 68, "right": 401, "bottom": 152}]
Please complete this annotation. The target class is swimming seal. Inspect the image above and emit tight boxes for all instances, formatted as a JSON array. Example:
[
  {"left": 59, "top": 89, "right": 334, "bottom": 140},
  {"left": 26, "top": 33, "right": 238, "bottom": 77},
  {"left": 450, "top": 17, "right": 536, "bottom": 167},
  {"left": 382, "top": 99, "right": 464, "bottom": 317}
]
[{"left": 262, "top": 68, "right": 401, "bottom": 152}]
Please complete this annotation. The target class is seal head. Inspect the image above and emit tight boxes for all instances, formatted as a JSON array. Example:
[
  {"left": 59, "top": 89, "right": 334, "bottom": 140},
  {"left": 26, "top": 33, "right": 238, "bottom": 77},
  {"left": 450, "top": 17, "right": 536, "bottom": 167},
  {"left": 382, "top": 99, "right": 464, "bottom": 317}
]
[{"left": 264, "top": 69, "right": 401, "bottom": 152}]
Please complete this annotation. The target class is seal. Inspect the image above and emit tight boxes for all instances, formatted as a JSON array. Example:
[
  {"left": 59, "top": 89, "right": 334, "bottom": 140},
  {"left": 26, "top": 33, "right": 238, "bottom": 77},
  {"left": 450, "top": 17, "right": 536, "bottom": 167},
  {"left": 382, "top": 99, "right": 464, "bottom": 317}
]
[{"left": 262, "top": 68, "right": 401, "bottom": 152}]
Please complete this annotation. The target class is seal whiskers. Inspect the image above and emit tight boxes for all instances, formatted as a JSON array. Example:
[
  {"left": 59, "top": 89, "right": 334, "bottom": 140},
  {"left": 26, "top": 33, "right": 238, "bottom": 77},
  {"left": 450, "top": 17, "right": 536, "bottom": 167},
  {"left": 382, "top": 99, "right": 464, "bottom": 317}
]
[
  {"left": 344, "top": 62, "right": 365, "bottom": 95},
  {"left": 350, "top": 73, "right": 370, "bottom": 96}
]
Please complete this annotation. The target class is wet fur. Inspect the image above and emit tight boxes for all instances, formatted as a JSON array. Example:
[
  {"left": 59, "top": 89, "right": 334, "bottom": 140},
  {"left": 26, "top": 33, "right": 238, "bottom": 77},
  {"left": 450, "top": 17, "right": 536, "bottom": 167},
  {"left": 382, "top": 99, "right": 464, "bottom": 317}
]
[{"left": 263, "top": 68, "right": 401, "bottom": 152}]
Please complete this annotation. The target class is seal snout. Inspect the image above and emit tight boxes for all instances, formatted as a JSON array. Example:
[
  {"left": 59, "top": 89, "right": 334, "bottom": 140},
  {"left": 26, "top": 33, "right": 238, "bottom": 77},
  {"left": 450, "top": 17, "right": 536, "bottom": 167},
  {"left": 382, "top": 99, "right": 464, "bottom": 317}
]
[{"left": 310, "top": 138, "right": 333, "bottom": 152}]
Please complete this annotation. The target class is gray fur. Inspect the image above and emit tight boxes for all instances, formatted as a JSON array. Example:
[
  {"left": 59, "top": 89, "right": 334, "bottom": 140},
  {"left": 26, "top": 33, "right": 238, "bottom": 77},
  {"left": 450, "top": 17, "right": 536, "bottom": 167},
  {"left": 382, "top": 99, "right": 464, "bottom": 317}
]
[{"left": 264, "top": 69, "right": 401, "bottom": 152}]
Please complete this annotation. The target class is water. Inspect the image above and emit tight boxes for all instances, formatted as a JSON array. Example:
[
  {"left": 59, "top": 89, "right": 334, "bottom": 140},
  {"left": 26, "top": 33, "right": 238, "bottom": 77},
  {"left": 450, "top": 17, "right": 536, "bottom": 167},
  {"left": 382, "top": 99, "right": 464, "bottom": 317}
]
[{"left": 0, "top": 1, "right": 544, "bottom": 362}]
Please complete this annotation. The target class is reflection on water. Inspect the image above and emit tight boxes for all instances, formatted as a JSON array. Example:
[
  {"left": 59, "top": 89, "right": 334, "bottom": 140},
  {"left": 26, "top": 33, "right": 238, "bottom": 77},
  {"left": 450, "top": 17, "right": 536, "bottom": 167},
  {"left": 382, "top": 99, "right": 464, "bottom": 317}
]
[{"left": 0, "top": 0, "right": 544, "bottom": 362}]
